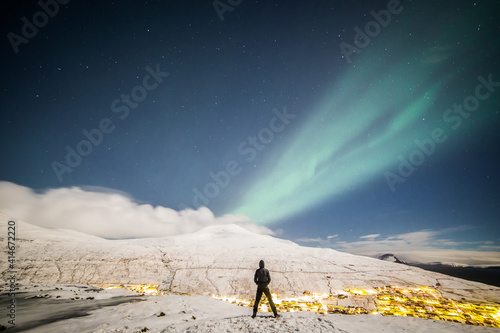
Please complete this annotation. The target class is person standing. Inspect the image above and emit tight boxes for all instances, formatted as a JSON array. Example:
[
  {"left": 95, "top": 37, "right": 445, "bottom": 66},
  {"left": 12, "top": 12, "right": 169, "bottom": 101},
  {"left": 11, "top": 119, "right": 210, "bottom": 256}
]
[{"left": 252, "top": 260, "right": 279, "bottom": 318}]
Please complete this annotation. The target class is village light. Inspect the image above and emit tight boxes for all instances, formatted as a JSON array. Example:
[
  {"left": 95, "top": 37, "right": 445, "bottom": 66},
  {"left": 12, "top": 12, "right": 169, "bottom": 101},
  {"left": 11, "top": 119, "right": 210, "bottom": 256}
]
[
  {"left": 213, "top": 285, "right": 500, "bottom": 328},
  {"left": 99, "top": 284, "right": 162, "bottom": 296}
]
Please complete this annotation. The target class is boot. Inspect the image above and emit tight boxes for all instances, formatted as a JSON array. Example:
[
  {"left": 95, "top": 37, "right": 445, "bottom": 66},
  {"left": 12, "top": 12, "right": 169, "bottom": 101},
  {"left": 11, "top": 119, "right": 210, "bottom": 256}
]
[{"left": 251, "top": 310, "right": 256, "bottom": 318}]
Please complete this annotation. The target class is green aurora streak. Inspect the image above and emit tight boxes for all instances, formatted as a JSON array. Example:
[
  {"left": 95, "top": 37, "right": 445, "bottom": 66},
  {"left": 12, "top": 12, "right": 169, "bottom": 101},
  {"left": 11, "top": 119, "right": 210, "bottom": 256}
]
[
  {"left": 232, "top": 52, "right": 452, "bottom": 224},
  {"left": 230, "top": 7, "right": 496, "bottom": 224}
]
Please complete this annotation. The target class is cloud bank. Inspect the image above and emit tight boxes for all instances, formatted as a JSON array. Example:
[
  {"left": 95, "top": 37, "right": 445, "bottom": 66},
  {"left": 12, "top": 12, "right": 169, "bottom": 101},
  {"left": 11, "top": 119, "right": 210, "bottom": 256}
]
[
  {"left": 297, "top": 226, "right": 500, "bottom": 267},
  {"left": 0, "top": 181, "right": 273, "bottom": 239}
]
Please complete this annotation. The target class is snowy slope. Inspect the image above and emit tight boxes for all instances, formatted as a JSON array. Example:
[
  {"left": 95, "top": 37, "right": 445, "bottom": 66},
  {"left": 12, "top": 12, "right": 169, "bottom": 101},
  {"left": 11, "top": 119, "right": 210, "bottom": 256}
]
[{"left": 1, "top": 215, "right": 499, "bottom": 305}]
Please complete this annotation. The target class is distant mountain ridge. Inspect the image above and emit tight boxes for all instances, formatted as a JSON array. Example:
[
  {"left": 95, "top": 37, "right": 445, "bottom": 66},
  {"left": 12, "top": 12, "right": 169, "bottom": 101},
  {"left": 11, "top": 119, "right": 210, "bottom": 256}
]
[{"left": 377, "top": 253, "right": 500, "bottom": 288}]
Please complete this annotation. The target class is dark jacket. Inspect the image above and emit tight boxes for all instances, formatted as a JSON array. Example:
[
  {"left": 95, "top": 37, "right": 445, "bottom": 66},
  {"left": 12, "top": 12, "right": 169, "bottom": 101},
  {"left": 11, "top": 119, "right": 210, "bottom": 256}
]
[{"left": 254, "top": 260, "right": 271, "bottom": 286}]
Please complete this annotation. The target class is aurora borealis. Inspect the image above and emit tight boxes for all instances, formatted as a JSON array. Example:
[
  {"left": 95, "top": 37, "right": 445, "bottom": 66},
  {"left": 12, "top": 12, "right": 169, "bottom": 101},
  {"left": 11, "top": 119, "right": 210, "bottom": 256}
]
[
  {"left": 231, "top": 52, "right": 446, "bottom": 223},
  {"left": 1, "top": 0, "right": 499, "bottom": 264}
]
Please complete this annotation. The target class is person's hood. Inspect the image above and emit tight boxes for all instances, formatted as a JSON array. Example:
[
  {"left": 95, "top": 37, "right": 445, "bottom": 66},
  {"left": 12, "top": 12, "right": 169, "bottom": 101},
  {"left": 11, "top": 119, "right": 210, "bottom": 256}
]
[{"left": 259, "top": 260, "right": 265, "bottom": 268}]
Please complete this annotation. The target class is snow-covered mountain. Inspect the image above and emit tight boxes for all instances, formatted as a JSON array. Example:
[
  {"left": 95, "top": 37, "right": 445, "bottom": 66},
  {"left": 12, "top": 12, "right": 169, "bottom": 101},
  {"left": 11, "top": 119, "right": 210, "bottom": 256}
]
[{"left": 1, "top": 215, "right": 499, "bottom": 305}]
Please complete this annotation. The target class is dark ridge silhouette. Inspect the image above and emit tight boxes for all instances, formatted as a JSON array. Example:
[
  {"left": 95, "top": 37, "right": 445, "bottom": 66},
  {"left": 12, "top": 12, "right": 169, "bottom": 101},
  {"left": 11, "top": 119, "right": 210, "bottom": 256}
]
[
  {"left": 377, "top": 254, "right": 500, "bottom": 288},
  {"left": 377, "top": 253, "right": 407, "bottom": 264},
  {"left": 410, "top": 264, "right": 500, "bottom": 288}
]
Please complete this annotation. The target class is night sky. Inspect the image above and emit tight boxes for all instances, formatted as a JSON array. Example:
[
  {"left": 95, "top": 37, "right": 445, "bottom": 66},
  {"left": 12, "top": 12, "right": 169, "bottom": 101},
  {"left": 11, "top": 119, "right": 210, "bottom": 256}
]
[{"left": 1, "top": 1, "right": 499, "bottom": 264}]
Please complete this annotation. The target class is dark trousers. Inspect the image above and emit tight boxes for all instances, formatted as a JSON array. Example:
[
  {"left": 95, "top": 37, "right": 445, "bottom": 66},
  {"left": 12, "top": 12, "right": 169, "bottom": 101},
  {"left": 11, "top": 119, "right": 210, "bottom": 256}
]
[{"left": 253, "top": 284, "right": 277, "bottom": 315}]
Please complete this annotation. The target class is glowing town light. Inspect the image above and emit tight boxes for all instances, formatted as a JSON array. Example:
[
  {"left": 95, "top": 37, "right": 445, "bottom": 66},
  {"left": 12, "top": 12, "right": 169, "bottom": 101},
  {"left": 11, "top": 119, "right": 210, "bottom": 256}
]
[
  {"left": 213, "top": 286, "right": 500, "bottom": 328},
  {"left": 98, "top": 284, "right": 162, "bottom": 295}
]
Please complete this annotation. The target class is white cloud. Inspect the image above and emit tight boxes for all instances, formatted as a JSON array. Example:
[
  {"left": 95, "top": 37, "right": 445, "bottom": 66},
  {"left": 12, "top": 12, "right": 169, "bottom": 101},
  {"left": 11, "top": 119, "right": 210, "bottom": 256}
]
[
  {"left": 359, "top": 233, "right": 380, "bottom": 240},
  {"left": 0, "top": 181, "right": 274, "bottom": 239},
  {"left": 295, "top": 226, "right": 500, "bottom": 267},
  {"left": 327, "top": 234, "right": 338, "bottom": 239},
  {"left": 296, "top": 237, "right": 323, "bottom": 243}
]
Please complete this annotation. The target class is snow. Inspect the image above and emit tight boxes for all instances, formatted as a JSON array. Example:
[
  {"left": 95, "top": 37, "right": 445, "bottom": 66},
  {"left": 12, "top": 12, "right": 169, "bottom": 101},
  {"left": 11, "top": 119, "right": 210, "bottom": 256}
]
[
  {"left": 3, "top": 285, "right": 498, "bottom": 333},
  {"left": 1, "top": 215, "right": 500, "bottom": 331}
]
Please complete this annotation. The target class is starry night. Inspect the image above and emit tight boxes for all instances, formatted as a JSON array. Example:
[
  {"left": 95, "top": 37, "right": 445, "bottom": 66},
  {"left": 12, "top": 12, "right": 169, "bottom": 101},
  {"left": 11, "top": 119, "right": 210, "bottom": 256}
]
[{"left": 1, "top": 1, "right": 500, "bottom": 331}]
